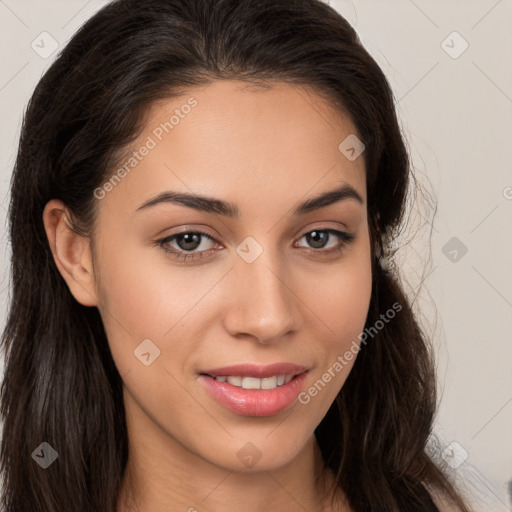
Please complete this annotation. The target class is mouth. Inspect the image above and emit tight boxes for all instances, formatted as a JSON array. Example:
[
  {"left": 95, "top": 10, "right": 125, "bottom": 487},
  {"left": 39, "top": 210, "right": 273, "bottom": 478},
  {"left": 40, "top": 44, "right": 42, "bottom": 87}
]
[{"left": 197, "top": 367, "right": 309, "bottom": 417}]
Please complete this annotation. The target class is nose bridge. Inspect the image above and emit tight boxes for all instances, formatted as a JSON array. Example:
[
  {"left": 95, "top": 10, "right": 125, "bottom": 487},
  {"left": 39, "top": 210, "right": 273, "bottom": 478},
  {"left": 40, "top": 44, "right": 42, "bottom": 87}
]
[{"left": 224, "top": 237, "right": 298, "bottom": 342}]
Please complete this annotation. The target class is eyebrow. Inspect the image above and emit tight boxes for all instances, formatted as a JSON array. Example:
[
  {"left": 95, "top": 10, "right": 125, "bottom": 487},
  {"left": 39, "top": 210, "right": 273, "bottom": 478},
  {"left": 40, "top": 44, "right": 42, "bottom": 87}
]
[{"left": 135, "top": 183, "right": 364, "bottom": 217}]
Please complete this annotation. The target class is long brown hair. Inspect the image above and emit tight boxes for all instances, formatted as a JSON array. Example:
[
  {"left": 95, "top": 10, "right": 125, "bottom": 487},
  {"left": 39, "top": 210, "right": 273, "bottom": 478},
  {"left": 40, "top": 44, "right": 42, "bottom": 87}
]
[{"left": 0, "top": 0, "right": 472, "bottom": 510}]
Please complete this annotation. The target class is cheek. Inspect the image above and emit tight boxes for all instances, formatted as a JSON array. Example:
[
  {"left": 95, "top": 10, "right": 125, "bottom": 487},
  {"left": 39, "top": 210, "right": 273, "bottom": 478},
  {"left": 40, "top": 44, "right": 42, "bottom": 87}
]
[
  {"left": 94, "top": 241, "right": 214, "bottom": 371},
  {"left": 300, "top": 244, "right": 373, "bottom": 401},
  {"left": 307, "top": 247, "right": 373, "bottom": 346},
  {"left": 297, "top": 271, "right": 371, "bottom": 423},
  {"left": 311, "top": 267, "right": 372, "bottom": 337},
  {"left": 98, "top": 234, "right": 216, "bottom": 319}
]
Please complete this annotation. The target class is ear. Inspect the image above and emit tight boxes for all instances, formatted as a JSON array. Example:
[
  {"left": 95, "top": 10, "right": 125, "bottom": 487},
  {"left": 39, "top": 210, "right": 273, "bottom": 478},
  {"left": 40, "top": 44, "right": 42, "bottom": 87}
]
[{"left": 42, "top": 199, "right": 98, "bottom": 307}]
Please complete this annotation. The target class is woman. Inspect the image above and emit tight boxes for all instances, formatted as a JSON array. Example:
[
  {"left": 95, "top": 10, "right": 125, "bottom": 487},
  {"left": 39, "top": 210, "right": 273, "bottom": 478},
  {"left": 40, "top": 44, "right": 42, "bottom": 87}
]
[{"left": 0, "top": 0, "right": 473, "bottom": 510}]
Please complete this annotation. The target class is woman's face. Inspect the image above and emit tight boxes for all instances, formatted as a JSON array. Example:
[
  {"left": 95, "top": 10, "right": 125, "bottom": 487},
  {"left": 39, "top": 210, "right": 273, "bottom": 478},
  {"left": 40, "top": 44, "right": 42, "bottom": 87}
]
[{"left": 90, "top": 80, "right": 372, "bottom": 471}]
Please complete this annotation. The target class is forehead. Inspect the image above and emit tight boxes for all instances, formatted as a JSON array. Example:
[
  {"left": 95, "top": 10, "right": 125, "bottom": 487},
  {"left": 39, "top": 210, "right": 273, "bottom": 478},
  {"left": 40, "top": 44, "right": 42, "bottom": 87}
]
[
  {"left": 98, "top": 80, "right": 366, "bottom": 219},
  {"left": 144, "top": 80, "right": 361, "bottom": 156}
]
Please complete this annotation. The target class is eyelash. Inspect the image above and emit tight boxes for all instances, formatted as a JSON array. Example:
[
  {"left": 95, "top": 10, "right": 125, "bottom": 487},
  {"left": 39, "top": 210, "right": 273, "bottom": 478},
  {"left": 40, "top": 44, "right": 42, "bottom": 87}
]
[{"left": 155, "top": 228, "right": 356, "bottom": 262}]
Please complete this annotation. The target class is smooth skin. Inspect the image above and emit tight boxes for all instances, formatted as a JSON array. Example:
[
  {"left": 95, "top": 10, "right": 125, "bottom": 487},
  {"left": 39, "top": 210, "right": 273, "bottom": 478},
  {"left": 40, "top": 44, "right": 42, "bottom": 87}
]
[{"left": 43, "top": 80, "right": 373, "bottom": 512}]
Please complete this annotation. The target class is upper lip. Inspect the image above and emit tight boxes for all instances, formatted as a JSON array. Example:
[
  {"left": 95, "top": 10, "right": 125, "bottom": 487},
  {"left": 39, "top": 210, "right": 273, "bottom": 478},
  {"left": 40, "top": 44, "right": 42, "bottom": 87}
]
[{"left": 199, "top": 363, "right": 309, "bottom": 378}]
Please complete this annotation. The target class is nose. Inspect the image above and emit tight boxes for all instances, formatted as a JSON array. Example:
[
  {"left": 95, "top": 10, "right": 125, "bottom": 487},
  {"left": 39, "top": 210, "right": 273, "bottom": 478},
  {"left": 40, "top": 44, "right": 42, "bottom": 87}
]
[{"left": 222, "top": 247, "right": 300, "bottom": 344}]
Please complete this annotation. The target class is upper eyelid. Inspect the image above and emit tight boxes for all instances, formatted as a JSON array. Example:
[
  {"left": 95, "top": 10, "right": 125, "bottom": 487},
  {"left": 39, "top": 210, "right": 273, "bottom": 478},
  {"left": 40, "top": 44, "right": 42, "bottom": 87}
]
[
  {"left": 160, "top": 221, "right": 351, "bottom": 240},
  {"left": 158, "top": 226, "right": 351, "bottom": 247}
]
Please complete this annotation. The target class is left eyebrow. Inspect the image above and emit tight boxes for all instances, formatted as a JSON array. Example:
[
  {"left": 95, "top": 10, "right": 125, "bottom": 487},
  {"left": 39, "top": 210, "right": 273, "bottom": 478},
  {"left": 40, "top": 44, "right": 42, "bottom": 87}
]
[
  {"left": 293, "top": 183, "right": 364, "bottom": 215},
  {"left": 134, "top": 183, "right": 364, "bottom": 217}
]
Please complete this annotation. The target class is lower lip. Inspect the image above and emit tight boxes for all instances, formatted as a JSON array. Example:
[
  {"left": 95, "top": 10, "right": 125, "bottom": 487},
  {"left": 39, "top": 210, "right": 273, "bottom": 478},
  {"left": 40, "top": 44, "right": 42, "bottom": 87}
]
[{"left": 198, "top": 372, "right": 309, "bottom": 417}]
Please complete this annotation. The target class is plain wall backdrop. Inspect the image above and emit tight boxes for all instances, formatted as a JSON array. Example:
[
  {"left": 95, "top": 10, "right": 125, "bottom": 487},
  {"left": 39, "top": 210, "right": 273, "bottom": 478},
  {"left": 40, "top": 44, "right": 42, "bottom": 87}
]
[{"left": 0, "top": 1, "right": 511, "bottom": 510}]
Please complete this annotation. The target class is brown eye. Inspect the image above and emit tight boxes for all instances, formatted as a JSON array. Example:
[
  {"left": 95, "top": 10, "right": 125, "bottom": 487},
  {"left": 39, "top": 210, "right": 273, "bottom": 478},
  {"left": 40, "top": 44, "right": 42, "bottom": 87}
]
[
  {"left": 304, "top": 230, "right": 330, "bottom": 249},
  {"left": 296, "top": 229, "right": 355, "bottom": 253},
  {"left": 156, "top": 230, "right": 219, "bottom": 261},
  {"left": 174, "top": 232, "right": 203, "bottom": 251}
]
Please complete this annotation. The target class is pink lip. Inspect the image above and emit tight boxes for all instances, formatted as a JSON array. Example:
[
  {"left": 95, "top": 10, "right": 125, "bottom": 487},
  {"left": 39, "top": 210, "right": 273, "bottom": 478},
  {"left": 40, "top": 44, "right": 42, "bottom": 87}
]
[
  {"left": 198, "top": 362, "right": 308, "bottom": 378},
  {"left": 198, "top": 371, "right": 309, "bottom": 417}
]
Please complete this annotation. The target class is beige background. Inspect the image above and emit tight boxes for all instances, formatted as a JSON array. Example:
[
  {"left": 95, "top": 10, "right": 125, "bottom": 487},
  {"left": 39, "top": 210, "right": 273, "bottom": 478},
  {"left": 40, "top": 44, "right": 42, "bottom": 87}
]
[{"left": 0, "top": 0, "right": 511, "bottom": 510}]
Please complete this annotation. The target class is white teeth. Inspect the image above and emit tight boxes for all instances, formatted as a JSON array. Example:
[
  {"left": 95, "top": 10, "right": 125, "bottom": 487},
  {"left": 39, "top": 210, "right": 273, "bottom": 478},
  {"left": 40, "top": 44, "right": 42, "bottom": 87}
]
[
  {"left": 213, "top": 374, "right": 293, "bottom": 390},
  {"left": 261, "top": 376, "right": 277, "bottom": 389},
  {"left": 227, "top": 376, "right": 242, "bottom": 386},
  {"left": 242, "top": 377, "right": 261, "bottom": 390}
]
